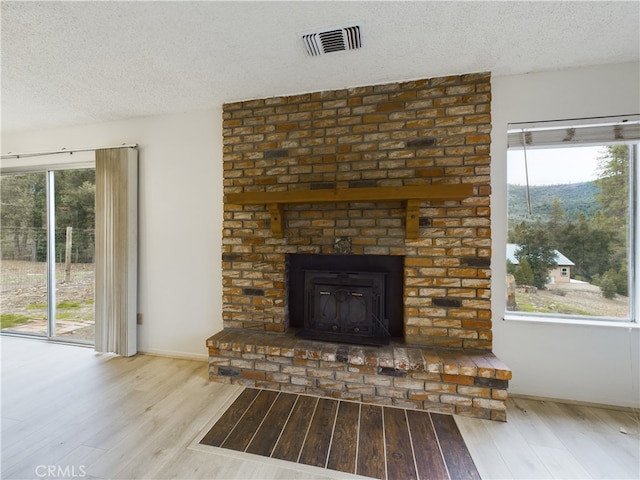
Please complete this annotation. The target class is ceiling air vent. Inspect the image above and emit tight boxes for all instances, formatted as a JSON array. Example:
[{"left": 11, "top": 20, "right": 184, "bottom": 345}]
[{"left": 301, "top": 25, "right": 362, "bottom": 57}]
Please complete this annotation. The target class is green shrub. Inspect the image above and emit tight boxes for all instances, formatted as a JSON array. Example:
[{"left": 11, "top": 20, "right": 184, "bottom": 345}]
[
  {"left": 514, "top": 257, "right": 535, "bottom": 286},
  {"left": 600, "top": 273, "right": 617, "bottom": 299}
]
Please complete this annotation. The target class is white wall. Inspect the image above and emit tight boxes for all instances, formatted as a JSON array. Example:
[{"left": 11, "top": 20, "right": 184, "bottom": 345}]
[
  {"left": 3, "top": 62, "right": 639, "bottom": 407},
  {"left": 1, "top": 109, "right": 224, "bottom": 360},
  {"left": 491, "top": 62, "right": 640, "bottom": 407}
]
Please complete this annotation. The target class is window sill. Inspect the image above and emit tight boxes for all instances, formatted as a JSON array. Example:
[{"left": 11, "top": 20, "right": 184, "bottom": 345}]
[{"left": 503, "top": 313, "right": 639, "bottom": 329}]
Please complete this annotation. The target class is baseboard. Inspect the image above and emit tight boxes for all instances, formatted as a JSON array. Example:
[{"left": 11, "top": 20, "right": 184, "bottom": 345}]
[
  {"left": 510, "top": 393, "right": 640, "bottom": 413},
  {"left": 138, "top": 348, "right": 209, "bottom": 362}
]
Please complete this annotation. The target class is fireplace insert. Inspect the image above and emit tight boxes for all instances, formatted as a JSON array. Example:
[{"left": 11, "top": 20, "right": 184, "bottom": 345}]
[
  {"left": 302, "top": 270, "right": 388, "bottom": 345},
  {"left": 288, "top": 254, "right": 404, "bottom": 346}
]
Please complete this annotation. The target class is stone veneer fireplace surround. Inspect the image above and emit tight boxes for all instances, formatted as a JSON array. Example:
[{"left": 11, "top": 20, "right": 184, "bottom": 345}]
[{"left": 209, "top": 72, "right": 512, "bottom": 420}]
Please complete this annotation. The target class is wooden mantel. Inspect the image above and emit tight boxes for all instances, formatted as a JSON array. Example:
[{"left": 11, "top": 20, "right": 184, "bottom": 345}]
[{"left": 225, "top": 184, "right": 473, "bottom": 239}]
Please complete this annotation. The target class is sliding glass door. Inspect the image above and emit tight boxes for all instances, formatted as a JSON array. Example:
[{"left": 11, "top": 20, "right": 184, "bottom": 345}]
[
  {"left": 0, "top": 172, "right": 48, "bottom": 336},
  {"left": 0, "top": 168, "right": 96, "bottom": 343},
  {"left": 52, "top": 169, "right": 96, "bottom": 341}
]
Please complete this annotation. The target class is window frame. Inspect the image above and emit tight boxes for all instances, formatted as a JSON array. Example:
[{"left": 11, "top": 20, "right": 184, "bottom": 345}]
[{"left": 504, "top": 117, "right": 638, "bottom": 325}]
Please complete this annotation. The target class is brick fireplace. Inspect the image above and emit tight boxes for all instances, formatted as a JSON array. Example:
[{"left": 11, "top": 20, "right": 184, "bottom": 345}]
[{"left": 207, "top": 72, "right": 512, "bottom": 420}]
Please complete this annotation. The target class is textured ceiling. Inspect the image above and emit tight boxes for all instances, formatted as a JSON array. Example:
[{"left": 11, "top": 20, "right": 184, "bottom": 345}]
[{"left": 2, "top": 1, "right": 639, "bottom": 133}]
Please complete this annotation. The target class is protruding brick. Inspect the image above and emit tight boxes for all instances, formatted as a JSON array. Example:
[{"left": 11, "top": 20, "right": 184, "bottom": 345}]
[{"left": 440, "top": 395, "right": 473, "bottom": 407}]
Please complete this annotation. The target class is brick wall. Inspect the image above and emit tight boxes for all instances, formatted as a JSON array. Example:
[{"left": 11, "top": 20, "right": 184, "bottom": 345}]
[{"left": 222, "top": 72, "right": 492, "bottom": 350}]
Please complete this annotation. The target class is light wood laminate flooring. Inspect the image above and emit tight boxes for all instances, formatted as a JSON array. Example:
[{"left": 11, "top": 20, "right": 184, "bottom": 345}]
[{"left": 1, "top": 336, "right": 638, "bottom": 479}]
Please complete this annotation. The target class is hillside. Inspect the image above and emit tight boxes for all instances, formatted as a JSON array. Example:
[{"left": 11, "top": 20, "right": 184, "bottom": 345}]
[{"left": 508, "top": 181, "right": 598, "bottom": 224}]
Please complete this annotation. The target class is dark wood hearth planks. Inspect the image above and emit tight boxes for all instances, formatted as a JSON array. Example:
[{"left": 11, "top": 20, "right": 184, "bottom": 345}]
[
  {"left": 199, "top": 388, "right": 260, "bottom": 447},
  {"left": 246, "top": 392, "right": 298, "bottom": 457},
  {"left": 298, "top": 398, "right": 339, "bottom": 468},
  {"left": 270, "top": 394, "right": 318, "bottom": 462},
  {"left": 221, "top": 389, "right": 279, "bottom": 451},
  {"left": 431, "top": 413, "right": 481, "bottom": 480},
  {"left": 326, "top": 401, "right": 360, "bottom": 474},
  {"left": 406, "top": 409, "right": 450, "bottom": 480},
  {"left": 357, "top": 404, "right": 386, "bottom": 479},
  {"left": 384, "top": 407, "right": 418, "bottom": 480},
  {"left": 200, "top": 388, "right": 481, "bottom": 480}
]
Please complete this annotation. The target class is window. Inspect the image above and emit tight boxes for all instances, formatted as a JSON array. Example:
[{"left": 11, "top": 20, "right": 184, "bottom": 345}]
[{"left": 506, "top": 115, "right": 638, "bottom": 322}]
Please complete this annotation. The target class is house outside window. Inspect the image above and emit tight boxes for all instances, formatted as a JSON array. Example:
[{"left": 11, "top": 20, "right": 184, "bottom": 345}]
[{"left": 505, "top": 115, "right": 638, "bottom": 322}]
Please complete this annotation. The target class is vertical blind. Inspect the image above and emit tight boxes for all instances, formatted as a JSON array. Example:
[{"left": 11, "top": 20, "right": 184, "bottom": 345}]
[{"left": 95, "top": 147, "right": 138, "bottom": 356}]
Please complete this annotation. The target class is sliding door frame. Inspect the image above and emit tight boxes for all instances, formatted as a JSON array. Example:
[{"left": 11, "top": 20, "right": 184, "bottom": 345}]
[{"left": 46, "top": 170, "right": 57, "bottom": 339}]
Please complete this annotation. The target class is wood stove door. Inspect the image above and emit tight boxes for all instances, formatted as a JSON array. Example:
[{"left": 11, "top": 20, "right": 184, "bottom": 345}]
[{"left": 308, "top": 284, "right": 373, "bottom": 335}]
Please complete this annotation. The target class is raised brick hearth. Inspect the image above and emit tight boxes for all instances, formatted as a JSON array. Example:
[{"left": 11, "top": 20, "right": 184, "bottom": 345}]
[
  {"left": 207, "top": 329, "right": 511, "bottom": 421},
  {"left": 211, "top": 72, "right": 512, "bottom": 420}
]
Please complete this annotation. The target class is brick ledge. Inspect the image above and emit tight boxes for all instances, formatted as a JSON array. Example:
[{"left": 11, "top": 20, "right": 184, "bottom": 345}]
[{"left": 207, "top": 328, "right": 511, "bottom": 421}]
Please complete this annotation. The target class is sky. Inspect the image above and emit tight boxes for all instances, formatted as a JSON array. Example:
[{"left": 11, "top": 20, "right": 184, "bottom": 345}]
[{"left": 507, "top": 145, "right": 604, "bottom": 186}]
